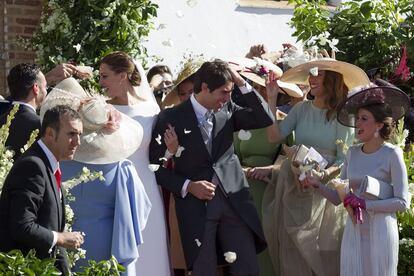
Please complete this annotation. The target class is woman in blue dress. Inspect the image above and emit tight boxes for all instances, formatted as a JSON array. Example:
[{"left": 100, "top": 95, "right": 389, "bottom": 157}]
[{"left": 40, "top": 77, "right": 151, "bottom": 274}]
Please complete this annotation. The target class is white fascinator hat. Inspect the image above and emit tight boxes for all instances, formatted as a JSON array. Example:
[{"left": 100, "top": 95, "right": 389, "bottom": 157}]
[{"left": 40, "top": 78, "right": 143, "bottom": 164}]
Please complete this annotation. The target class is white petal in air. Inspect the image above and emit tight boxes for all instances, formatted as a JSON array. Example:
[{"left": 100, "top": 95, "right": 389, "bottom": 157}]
[
  {"left": 184, "top": 128, "right": 191, "bottom": 134},
  {"left": 159, "top": 157, "right": 168, "bottom": 162},
  {"left": 155, "top": 134, "right": 162, "bottom": 145},
  {"left": 157, "top": 23, "right": 167, "bottom": 30},
  {"left": 175, "top": 146, "right": 185, "bottom": 157},
  {"left": 162, "top": 39, "right": 174, "bottom": 47},
  {"left": 164, "top": 104, "right": 175, "bottom": 109},
  {"left": 148, "top": 164, "right": 160, "bottom": 172},
  {"left": 186, "top": 0, "right": 198, "bottom": 7},
  {"left": 175, "top": 10, "right": 184, "bottom": 18},
  {"left": 195, "top": 239, "right": 201, "bottom": 247},
  {"left": 224, "top": 251, "right": 237, "bottom": 263},
  {"left": 73, "top": 43, "right": 81, "bottom": 53},
  {"left": 238, "top": 130, "right": 252, "bottom": 141}
]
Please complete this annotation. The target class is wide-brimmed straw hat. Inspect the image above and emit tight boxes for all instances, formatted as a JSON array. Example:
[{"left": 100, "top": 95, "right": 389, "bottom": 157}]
[
  {"left": 40, "top": 78, "right": 143, "bottom": 164},
  {"left": 337, "top": 79, "right": 410, "bottom": 127},
  {"left": 161, "top": 58, "right": 204, "bottom": 109},
  {"left": 280, "top": 58, "right": 370, "bottom": 90},
  {"left": 229, "top": 57, "right": 304, "bottom": 98}
]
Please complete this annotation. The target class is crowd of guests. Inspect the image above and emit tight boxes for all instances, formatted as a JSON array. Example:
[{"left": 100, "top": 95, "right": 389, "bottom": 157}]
[{"left": 0, "top": 43, "right": 412, "bottom": 276}]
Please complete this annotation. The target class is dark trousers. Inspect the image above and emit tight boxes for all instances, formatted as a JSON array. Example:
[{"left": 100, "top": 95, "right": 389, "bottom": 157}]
[{"left": 192, "top": 189, "right": 259, "bottom": 276}]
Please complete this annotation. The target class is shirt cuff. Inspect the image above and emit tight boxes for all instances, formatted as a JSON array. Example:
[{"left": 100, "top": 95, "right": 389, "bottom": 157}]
[
  {"left": 238, "top": 81, "right": 253, "bottom": 94},
  {"left": 181, "top": 179, "right": 191, "bottom": 198},
  {"left": 48, "top": 231, "right": 58, "bottom": 253}
]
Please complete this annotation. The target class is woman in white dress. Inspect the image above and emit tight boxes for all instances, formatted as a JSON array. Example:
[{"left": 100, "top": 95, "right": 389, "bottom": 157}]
[
  {"left": 305, "top": 79, "right": 411, "bottom": 276},
  {"left": 99, "top": 51, "right": 171, "bottom": 275}
]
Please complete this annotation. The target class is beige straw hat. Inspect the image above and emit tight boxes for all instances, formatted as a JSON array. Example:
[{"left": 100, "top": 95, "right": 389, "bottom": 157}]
[{"left": 40, "top": 78, "right": 143, "bottom": 164}]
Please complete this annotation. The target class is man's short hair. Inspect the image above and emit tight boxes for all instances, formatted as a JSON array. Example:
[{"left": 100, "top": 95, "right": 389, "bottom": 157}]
[
  {"left": 147, "top": 65, "right": 172, "bottom": 83},
  {"left": 193, "top": 59, "right": 233, "bottom": 94},
  {"left": 7, "top": 63, "right": 41, "bottom": 101},
  {"left": 40, "top": 105, "right": 81, "bottom": 138}
]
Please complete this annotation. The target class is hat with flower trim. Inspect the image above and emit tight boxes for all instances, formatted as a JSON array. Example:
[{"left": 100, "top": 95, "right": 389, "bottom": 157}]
[
  {"left": 40, "top": 77, "right": 143, "bottom": 164},
  {"left": 337, "top": 79, "right": 410, "bottom": 127},
  {"left": 229, "top": 57, "right": 304, "bottom": 98}
]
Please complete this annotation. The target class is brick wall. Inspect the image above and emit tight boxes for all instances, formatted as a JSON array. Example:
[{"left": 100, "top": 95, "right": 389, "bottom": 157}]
[{"left": 0, "top": 0, "right": 43, "bottom": 97}]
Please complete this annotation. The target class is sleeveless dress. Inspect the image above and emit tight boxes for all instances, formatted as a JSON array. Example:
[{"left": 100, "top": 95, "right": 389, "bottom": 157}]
[
  {"left": 234, "top": 128, "right": 280, "bottom": 276},
  {"left": 114, "top": 101, "right": 171, "bottom": 276}
]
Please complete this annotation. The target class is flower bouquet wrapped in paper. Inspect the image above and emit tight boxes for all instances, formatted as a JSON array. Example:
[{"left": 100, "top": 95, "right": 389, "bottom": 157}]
[{"left": 331, "top": 178, "right": 356, "bottom": 224}]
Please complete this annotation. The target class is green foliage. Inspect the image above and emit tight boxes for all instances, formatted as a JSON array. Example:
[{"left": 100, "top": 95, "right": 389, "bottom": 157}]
[
  {"left": 288, "top": 0, "right": 414, "bottom": 95},
  {"left": 398, "top": 238, "right": 414, "bottom": 275},
  {"left": 30, "top": 0, "right": 158, "bottom": 88},
  {"left": 0, "top": 250, "right": 61, "bottom": 275},
  {"left": 76, "top": 256, "right": 125, "bottom": 276}
]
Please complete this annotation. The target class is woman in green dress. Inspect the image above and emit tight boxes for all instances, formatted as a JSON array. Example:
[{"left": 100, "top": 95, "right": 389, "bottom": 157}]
[
  {"left": 264, "top": 59, "right": 370, "bottom": 276},
  {"left": 232, "top": 57, "right": 305, "bottom": 276}
]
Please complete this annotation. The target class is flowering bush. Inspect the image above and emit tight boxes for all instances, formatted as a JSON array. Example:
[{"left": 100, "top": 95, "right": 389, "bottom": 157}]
[
  {"left": 288, "top": 0, "right": 414, "bottom": 95},
  {"left": 30, "top": 0, "right": 158, "bottom": 85}
]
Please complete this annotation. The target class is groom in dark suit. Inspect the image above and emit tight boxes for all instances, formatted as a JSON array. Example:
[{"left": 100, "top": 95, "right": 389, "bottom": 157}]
[
  {"left": 0, "top": 105, "right": 84, "bottom": 275},
  {"left": 150, "top": 59, "right": 274, "bottom": 275}
]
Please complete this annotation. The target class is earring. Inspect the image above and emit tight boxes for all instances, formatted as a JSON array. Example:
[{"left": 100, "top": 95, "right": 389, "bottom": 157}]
[{"left": 374, "top": 128, "right": 379, "bottom": 138}]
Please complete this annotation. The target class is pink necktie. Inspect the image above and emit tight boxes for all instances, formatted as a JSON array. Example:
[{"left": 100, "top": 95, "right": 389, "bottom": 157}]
[{"left": 54, "top": 167, "right": 61, "bottom": 191}]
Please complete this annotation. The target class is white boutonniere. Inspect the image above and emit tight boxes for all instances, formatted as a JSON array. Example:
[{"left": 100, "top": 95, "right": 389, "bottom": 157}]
[
  {"left": 184, "top": 128, "right": 191, "bottom": 134},
  {"left": 155, "top": 134, "right": 162, "bottom": 145}
]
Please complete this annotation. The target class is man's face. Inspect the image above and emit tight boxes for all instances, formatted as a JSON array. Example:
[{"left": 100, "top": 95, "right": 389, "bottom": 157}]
[
  {"left": 50, "top": 116, "right": 83, "bottom": 161},
  {"left": 201, "top": 81, "right": 233, "bottom": 111}
]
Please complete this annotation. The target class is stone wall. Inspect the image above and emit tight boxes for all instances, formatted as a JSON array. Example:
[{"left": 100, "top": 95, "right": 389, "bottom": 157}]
[{"left": 0, "top": 0, "right": 42, "bottom": 96}]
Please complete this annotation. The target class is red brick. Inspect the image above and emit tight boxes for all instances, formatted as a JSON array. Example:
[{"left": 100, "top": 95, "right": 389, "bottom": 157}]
[
  {"left": 15, "top": 17, "right": 39, "bottom": 25},
  {"left": 7, "top": 7, "right": 23, "bottom": 15},
  {"left": 24, "top": 26, "right": 36, "bottom": 34},
  {"left": 8, "top": 25, "right": 23, "bottom": 33},
  {"left": 14, "top": 0, "right": 42, "bottom": 6}
]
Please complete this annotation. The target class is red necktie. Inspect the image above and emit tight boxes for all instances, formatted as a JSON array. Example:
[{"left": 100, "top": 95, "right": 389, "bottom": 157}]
[{"left": 54, "top": 167, "right": 61, "bottom": 191}]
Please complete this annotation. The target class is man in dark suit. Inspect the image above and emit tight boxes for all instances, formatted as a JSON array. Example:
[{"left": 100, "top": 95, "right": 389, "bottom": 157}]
[
  {"left": 0, "top": 63, "right": 47, "bottom": 160},
  {"left": 150, "top": 60, "right": 274, "bottom": 275},
  {"left": 0, "top": 105, "right": 84, "bottom": 275}
]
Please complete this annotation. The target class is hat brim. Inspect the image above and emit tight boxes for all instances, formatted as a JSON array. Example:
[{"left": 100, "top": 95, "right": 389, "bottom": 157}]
[
  {"left": 337, "top": 84, "right": 410, "bottom": 127},
  {"left": 280, "top": 59, "right": 370, "bottom": 90},
  {"left": 74, "top": 112, "right": 143, "bottom": 164}
]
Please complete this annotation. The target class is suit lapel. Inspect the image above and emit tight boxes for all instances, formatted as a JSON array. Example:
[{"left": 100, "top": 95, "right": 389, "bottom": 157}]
[
  {"left": 32, "top": 144, "right": 63, "bottom": 230},
  {"left": 211, "top": 106, "right": 230, "bottom": 159},
  {"left": 180, "top": 100, "right": 211, "bottom": 160}
]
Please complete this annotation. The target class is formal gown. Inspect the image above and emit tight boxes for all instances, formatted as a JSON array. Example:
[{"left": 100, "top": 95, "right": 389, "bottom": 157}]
[
  {"left": 61, "top": 160, "right": 151, "bottom": 275},
  {"left": 234, "top": 128, "right": 280, "bottom": 276},
  {"left": 266, "top": 100, "right": 354, "bottom": 276},
  {"left": 338, "top": 143, "right": 409, "bottom": 276},
  {"left": 114, "top": 101, "right": 171, "bottom": 275}
]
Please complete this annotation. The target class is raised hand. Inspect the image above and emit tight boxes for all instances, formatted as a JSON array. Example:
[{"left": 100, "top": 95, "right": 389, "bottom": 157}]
[
  {"left": 187, "top": 180, "right": 216, "bottom": 201},
  {"left": 164, "top": 124, "right": 179, "bottom": 155},
  {"left": 44, "top": 63, "right": 78, "bottom": 85},
  {"left": 56, "top": 231, "right": 84, "bottom": 249},
  {"left": 265, "top": 71, "right": 281, "bottom": 102},
  {"left": 245, "top": 44, "right": 267, "bottom": 59}
]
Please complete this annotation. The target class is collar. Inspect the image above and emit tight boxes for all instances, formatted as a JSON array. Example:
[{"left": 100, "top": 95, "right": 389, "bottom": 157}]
[
  {"left": 37, "top": 140, "right": 59, "bottom": 174},
  {"left": 12, "top": 101, "right": 36, "bottom": 113},
  {"left": 190, "top": 94, "right": 212, "bottom": 122}
]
